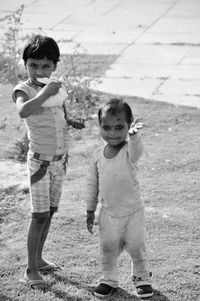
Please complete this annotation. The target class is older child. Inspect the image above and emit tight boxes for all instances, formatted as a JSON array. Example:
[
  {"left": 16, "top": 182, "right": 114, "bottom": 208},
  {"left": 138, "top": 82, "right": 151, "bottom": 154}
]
[
  {"left": 86, "top": 98, "right": 153, "bottom": 299},
  {"left": 12, "top": 34, "right": 84, "bottom": 291}
]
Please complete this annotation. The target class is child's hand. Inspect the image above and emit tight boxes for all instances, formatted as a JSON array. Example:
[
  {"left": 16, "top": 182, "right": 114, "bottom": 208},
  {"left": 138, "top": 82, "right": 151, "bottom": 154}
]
[
  {"left": 129, "top": 118, "right": 144, "bottom": 136},
  {"left": 68, "top": 118, "right": 85, "bottom": 129},
  {"left": 42, "top": 80, "right": 62, "bottom": 97},
  {"left": 87, "top": 211, "right": 95, "bottom": 234}
]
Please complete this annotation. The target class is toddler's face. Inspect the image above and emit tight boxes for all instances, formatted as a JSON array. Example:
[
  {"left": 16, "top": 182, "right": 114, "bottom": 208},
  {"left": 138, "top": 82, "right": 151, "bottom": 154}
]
[
  {"left": 100, "top": 112, "right": 129, "bottom": 146},
  {"left": 26, "top": 57, "right": 56, "bottom": 85}
]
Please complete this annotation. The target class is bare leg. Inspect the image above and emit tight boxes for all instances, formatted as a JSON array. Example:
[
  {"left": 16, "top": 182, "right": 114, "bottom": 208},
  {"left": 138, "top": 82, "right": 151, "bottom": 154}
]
[
  {"left": 37, "top": 213, "right": 54, "bottom": 267},
  {"left": 25, "top": 217, "right": 48, "bottom": 290}
]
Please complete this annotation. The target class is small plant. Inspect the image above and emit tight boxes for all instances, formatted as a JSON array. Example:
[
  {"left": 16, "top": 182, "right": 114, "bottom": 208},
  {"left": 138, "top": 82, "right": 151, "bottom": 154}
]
[
  {"left": 14, "top": 133, "right": 29, "bottom": 162},
  {"left": 0, "top": 4, "right": 25, "bottom": 84},
  {"left": 56, "top": 51, "right": 101, "bottom": 118},
  {"left": 0, "top": 5, "right": 117, "bottom": 162}
]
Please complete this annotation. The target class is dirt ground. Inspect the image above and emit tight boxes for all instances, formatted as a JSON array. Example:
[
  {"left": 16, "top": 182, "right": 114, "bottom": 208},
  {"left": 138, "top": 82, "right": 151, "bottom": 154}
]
[{"left": 0, "top": 160, "right": 27, "bottom": 191}]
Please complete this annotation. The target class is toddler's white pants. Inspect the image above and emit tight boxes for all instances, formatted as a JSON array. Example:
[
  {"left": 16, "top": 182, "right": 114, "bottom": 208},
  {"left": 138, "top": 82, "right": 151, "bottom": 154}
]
[{"left": 98, "top": 207, "right": 150, "bottom": 288}]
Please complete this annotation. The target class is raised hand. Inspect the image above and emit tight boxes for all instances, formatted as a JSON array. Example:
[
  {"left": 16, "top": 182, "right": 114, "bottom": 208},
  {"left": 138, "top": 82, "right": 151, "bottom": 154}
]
[{"left": 129, "top": 118, "right": 144, "bottom": 136}]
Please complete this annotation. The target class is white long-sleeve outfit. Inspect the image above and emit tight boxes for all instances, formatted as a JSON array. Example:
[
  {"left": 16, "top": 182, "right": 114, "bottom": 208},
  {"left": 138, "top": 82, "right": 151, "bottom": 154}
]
[{"left": 86, "top": 133, "right": 151, "bottom": 287}]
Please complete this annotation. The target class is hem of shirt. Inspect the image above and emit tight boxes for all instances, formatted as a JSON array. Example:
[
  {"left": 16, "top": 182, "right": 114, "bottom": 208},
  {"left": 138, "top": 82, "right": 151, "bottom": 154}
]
[{"left": 100, "top": 204, "right": 144, "bottom": 218}]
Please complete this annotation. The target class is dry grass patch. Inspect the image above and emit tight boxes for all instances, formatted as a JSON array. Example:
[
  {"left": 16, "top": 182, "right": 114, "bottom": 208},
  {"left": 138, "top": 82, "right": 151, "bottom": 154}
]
[{"left": 0, "top": 89, "right": 200, "bottom": 300}]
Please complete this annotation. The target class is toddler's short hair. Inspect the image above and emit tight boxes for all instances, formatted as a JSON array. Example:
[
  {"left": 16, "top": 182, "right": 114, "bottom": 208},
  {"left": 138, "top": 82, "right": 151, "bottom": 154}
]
[
  {"left": 22, "top": 34, "right": 60, "bottom": 64},
  {"left": 98, "top": 98, "right": 133, "bottom": 125}
]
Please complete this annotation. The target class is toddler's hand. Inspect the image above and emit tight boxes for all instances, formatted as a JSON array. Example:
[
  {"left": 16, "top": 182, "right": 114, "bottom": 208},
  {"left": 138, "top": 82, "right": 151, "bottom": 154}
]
[
  {"left": 86, "top": 211, "right": 95, "bottom": 234},
  {"left": 129, "top": 118, "right": 144, "bottom": 136},
  {"left": 69, "top": 118, "right": 85, "bottom": 129}
]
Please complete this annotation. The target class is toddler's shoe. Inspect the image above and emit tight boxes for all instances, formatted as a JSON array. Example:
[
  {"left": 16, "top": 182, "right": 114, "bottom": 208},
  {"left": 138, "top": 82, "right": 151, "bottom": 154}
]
[
  {"left": 133, "top": 275, "right": 153, "bottom": 299},
  {"left": 94, "top": 283, "right": 115, "bottom": 298}
]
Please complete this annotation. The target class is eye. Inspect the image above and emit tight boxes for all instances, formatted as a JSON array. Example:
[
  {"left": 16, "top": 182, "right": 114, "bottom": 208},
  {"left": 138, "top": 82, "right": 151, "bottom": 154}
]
[
  {"left": 102, "top": 125, "right": 110, "bottom": 131},
  {"left": 30, "top": 63, "right": 37, "bottom": 69},
  {"left": 115, "top": 125, "right": 124, "bottom": 130},
  {"left": 42, "top": 65, "right": 50, "bottom": 70}
]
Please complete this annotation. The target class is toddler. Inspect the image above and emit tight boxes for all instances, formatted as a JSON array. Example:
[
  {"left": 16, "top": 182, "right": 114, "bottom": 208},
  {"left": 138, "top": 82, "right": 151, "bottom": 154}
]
[{"left": 86, "top": 98, "right": 153, "bottom": 299}]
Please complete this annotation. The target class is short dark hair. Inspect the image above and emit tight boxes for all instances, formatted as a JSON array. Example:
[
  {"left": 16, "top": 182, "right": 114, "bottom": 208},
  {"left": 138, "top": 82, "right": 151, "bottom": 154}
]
[
  {"left": 98, "top": 98, "right": 133, "bottom": 125},
  {"left": 22, "top": 34, "right": 60, "bottom": 64}
]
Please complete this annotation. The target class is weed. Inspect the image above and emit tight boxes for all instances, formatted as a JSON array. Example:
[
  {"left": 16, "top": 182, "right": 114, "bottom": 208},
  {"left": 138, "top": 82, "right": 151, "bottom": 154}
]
[
  {"left": 0, "top": 4, "right": 117, "bottom": 123},
  {"left": 0, "top": 6, "right": 116, "bottom": 161},
  {"left": 0, "top": 187, "right": 28, "bottom": 224},
  {"left": 0, "top": 5, "right": 25, "bottom": 84},
  {"left": 56, "top": 52, "right": 117, "bottom": 117},
  {"left": 13, "top": 133, "right": 29, "bottom": 162}
]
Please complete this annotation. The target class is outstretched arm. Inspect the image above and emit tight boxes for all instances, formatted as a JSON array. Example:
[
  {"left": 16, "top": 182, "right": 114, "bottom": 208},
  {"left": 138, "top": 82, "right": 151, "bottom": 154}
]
[
  {"left": 62, "top": 103, "right": 85, "bottom": 129},
  {"left": 128, "top": 119, "right": 144, "bottom": 162}
]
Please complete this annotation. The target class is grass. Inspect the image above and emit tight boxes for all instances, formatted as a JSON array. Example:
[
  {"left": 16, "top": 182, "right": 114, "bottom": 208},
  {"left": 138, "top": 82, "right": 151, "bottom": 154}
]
[
  {"left": 0, "top": 56, "right": 200, "bottom": 300},
  {"left": 58, "top": 54, "right": 118, "bottom": 78}
]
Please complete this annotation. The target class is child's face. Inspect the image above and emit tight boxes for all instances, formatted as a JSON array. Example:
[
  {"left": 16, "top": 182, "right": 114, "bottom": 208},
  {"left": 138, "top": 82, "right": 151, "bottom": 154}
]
[
  {"left": 100, "top": 111, "right": 129, "bottom": 146},
  {"left": 25, "top": 57, "right": 56, "bottom": 84}
]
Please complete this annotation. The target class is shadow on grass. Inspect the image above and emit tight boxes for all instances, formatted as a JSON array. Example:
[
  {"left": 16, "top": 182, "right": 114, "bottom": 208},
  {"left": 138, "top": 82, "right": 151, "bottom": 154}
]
[
  {"left": 85, "top": 286, "right": 137, "bottom": 300},
  {"left": 52, "top": 289, "right": 84, "bottom": 301},
  {"left": 111, "top": 287, "right": 141, "bottom": 300},
  {"left": 50, "top": 273, "right": 172, "bottom": 300},
  {"left": 51, "top": 273, "right": 154, "bottom": 300},
  {"left": 50, "top": 273, "right": 89, "bottom": 300},
  {"left": 151, "top": 289, "right": 171, "bottom": 301},
  {"left": 94, "top": 288, "right": 171, "bottom": 300},
  {"left": 52, "top": 286, "right": 139, "bottom": 301},
  {"left": 0, "top": 293, "right": 18, "bottom": 301}
]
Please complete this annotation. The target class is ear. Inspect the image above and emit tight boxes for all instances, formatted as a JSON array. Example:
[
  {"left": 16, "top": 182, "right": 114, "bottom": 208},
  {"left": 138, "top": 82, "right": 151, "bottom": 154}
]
[
  {"left": 53, "top": 63, "right": 57, "bottom": 71},
  {"left": 128, "top": 117, "right": 134, "bottom": 128}
]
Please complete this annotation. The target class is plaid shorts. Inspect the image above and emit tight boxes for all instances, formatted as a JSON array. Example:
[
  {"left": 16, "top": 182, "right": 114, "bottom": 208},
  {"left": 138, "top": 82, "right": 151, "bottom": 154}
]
[{"left": 27, "top": 154, "right": 66, "bottom": 218}]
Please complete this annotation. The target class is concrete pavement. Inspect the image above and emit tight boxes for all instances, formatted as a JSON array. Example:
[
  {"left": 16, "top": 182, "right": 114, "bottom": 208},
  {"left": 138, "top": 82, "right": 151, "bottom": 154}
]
[{"left": 1, "top": 0, "right": 200, "bottom": 108}]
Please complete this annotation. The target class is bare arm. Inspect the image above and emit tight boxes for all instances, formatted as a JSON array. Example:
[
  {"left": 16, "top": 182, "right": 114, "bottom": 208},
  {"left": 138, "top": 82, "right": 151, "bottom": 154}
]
[
  {"left": 128, "top": 119, "right": 144, "bottom": 162},
  {"left": 62, "top": 102, "right": 85, "bottom": 129},
  {"left": 16, "top": 90, "right": 45, "bottom": 118},
  {"left": 86, "top": 157, "right": 99, "bottom": 212},
  {"left": 15, "top": 81, "right": 61, "bottom": 118},
  {"left": 86, "top": 156, "right": 99, "bottom": 234}
]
